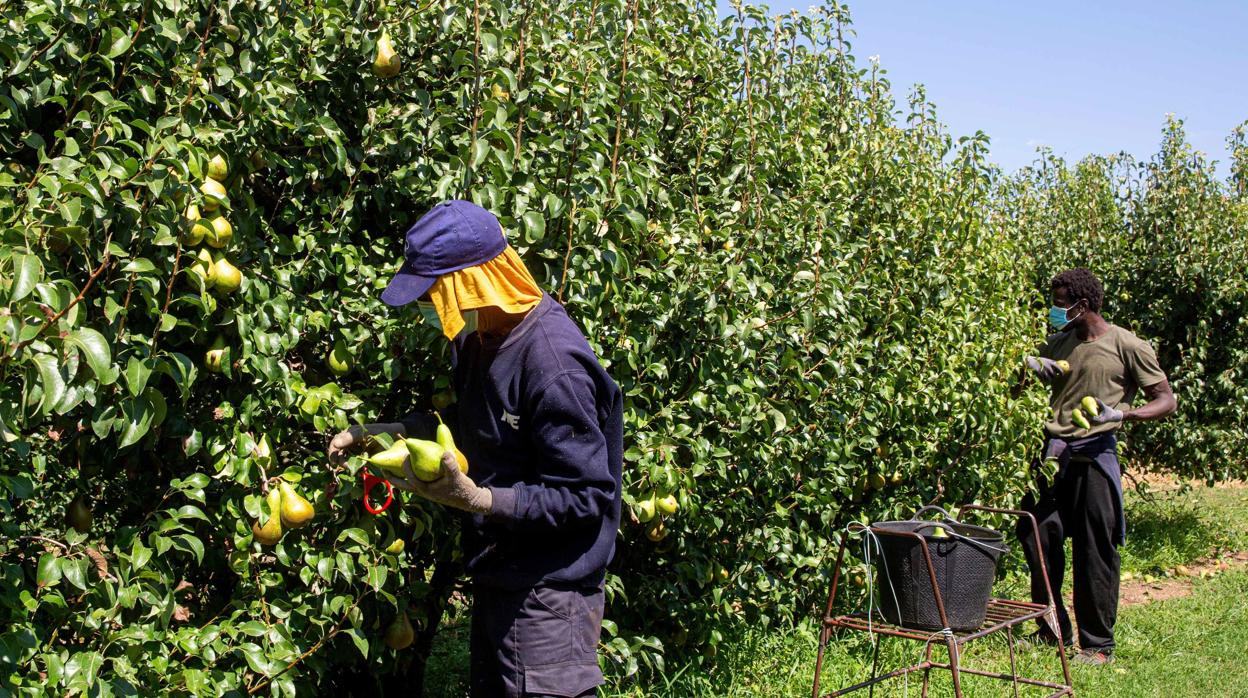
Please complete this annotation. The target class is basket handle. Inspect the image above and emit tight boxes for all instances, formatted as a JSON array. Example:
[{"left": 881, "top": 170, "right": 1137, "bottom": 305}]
[
  {"left": 911, "top": 521, "right": 1010, "bottom": 555},
  {"left": 910, "top": 505, "right": 958, "bottom": 523}
]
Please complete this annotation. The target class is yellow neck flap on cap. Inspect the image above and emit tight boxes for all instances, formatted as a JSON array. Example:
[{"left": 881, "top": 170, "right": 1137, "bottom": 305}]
[{"left": 426, "top": 245, "right": 543, "bottom": 340}]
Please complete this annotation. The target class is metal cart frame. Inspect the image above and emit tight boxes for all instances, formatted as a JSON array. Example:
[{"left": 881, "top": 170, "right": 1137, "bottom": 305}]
[{"left": 811, "top": 505, "right": 1075, "bottom": 697}]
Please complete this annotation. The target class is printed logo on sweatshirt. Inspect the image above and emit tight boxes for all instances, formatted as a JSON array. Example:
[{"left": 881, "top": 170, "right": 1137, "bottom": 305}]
[{"left": 502, "top": 411, "right": 520, "bottom": 430}]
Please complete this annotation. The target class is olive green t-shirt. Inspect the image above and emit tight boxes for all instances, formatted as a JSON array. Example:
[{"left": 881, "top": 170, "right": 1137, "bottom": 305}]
[{"left": 1039, "top": 324, "right": 1167, "bottom": 439}]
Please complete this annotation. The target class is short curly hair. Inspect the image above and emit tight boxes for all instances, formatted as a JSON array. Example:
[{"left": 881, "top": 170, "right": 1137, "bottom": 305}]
[{"left": 1050, "top": 268, "right": 1104, "bottom": 312}]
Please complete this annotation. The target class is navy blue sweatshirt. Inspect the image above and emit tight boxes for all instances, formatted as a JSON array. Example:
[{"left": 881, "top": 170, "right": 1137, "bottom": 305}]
[{"left": 403, "top": 294, "right": 623, "bottom": 590}]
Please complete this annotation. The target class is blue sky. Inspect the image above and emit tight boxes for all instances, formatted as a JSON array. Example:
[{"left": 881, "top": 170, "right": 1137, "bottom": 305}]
[{"left": 719, "top": 1, "right": 1248, "bottom": 177}]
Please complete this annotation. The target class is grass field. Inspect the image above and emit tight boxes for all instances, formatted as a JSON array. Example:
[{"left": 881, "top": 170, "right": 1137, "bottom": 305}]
[{"left": 425, "top": 476, "right": 1248, "bottom": 697}]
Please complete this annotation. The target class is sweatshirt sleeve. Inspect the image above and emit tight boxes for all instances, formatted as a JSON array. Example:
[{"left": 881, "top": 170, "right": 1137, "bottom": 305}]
[
  {"left": 487, "top": 370, "right": 616, "bottom": 527},
  {"left": 397, "top": 403, "right": 457, "bottom": 441}
]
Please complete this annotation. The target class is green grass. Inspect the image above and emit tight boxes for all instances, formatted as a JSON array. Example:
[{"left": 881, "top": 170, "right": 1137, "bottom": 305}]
[
  {"left": 605, "top": 570, "right": 1248, "bottom": 697},
  {"left": 424, "top": 479, "right": 1248, "bottom": 696}
]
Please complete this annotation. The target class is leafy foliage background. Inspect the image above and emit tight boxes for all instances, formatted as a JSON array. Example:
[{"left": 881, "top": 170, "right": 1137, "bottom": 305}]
[{"left": 1, "top": 0, "right": 1244, "bottom": 694}]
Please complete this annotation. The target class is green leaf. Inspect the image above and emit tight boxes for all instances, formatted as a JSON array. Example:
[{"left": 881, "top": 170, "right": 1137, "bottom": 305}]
[
  {"left": 32, "top": 354, "right": 66, "bottom": 417},
  {"left": 366, "top": 564, "right": 388, "bottom": 591},
  {"left": 104, "top": 26, "right": 132, "bottom": 58},
  {"left": 124, "top": 356, "right": 154, "bottom": 397},
  {"left": 344, "top": 627, "right": 370, "bottom": 659},
  {"left": 66, "top": 328, "right": 116, "bottom": 385},
  {"left": 121, "top": 258, "right": 156, "bottom": 273},
  {"left": 116, "top": 396, "right": 155, "bottom": 449},
  {"left": 522, "top": 211, "right": 546, "bottom": 242},
  {"left": 37, "top": 553, "right": 61, "bottom": 588},
  {"left": 130, "top": 540, "right": 152, "bottom": 571},
  {"left": 61, "top": 558, "right": 88, "bottom": 591},
  {"left": 10, "top": 253, "right": 42, "bottom": 303}
]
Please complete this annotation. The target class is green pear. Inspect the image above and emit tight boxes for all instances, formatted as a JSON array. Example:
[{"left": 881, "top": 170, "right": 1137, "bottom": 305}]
[
  {"left": 367, "top": 443, "right": 410, "bottom": 473},
  {"left": 207, "top": 154, "right": 229, "bottom": 181},
  {"left": 1071, "top": 407, "right": 1091, "bottom": 430},
  {"left": 207, "top": 216, "right": 233, "bottom": 248},
  {"left": 434, "top": 415, "right": 468, "bottom": 473},
  {"left": 200, "top": 177, "right": 228, "bottom": 211},
  {"left": 1081, "top": 395, "right": 1100, "bottom": 417},
  {"left": 212, "top": 258, "right": 242, "bottom": 294},
  {"left": 403, "top": 439, "right": 446, "bottom": 482},
  {"left": 327, "top": 339, "right": 353, "bottom": 377},
  {"left": 383, "top": 611, "right": 414, "bottom": 650},
  {"left": 372, "top": 31, "right": 401, "bottom": 78}
]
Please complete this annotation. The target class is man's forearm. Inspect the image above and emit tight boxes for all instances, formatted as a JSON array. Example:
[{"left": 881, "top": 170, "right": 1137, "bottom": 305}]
[{"left": 1124, "top": 395, "right": 1177, "bottom": 422}]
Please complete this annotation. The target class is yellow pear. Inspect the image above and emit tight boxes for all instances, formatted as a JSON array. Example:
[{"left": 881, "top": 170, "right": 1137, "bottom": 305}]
[
  {"left": 404, "top": 439, "right": 447, "bottom": 482},
  {"left": 656, "top": 494, "right": 679, "bottom": 515},
  {"left": 385, "top": 538, "right": 406, "bottom": 555},
  {"left": 207, "top": 154, "right": 229, "bottom": 181},
  {"left": 635, "top": 497, "right": 657, "bottom": 523},
  {"left": 252, "top": 487, "right": 284, "bottom": 546},
  {"left": 434, "top": 416, "right": 469, "bottom": 474},
  {"left": 205, "top": 336, "right": 227, "bottom": 373},
  {"left": 278, "top": 481, "right": 315, "bottom": 529},
  {"left": 646, "top": 519, "right": 668, "bottom": 542},
  {"left": 182, "top": 204, "right": 210, "bottom": 246},
  {"left": 207, "top": 216, "right": 233, "bottom": 248},
  {"left": 372, "top": 31, "right": 401, "bottom": 78},
  {"left": 383, "top": 611, "right": 414, "bottom": 650},
  {"left": 200, "top": 177, "right": 228, "bottom": 211},
  {"left": 188, "top": 248, "right": 215, "bottom": 283},
  {"left": 1081, "top": 395, "right": 1100, "bottom": 417},
  {"left": 213, "top": 258, "right": 242, "bottom": 294},
  {"left": 327, "top": 339, "right": 353, "bottom": 377},
  {"left": 1055, "top": 360, "right": 1071, "bottom": 374}
]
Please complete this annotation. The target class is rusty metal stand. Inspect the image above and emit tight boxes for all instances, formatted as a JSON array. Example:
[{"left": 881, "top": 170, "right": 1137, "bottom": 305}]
[{"left": 811, "top": 506, "right": 1074, "bottom": 698}]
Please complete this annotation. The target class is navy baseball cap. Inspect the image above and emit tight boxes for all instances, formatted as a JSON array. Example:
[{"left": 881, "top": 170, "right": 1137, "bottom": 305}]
[{"left": 381, "top": 200, "right": 508, "bottom": 307}]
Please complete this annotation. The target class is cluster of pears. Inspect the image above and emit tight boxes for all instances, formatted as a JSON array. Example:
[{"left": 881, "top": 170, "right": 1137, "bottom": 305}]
[
  {"left": 634, "top": 491, "right": 680, "bottom": 542},
  {"left": 366, "top": 416, "right": 468, "bottom": 481},
  {"left": 1071, "top": 395, "right": 1100, "bottom": 431},
  {"left": 251, "top": 477, "right": 316, "bottom": 546},
  {"left": 185, "top": 154, "right": 243, "bottom": 295}
]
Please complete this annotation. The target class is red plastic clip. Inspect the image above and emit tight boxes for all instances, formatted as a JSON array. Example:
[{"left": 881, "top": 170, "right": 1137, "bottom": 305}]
[{"left": 362, "top": 470, "right": 394, "bottom": 514}]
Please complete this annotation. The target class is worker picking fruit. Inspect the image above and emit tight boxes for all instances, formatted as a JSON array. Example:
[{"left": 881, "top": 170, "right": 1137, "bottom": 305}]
[
  {"left": 327, "top": 200, "right": 623, "bottom": 697},
  {"left": 1017, "top": 268, "right": 1177, "bottom": 666}
]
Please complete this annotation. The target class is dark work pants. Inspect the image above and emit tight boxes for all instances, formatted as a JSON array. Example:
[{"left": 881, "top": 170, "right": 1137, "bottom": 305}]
[
  {"left": 1016, "top": 459, "right": 1120, "bottom": 652},
  {"left": 470, "top": 582, "right": 605, "bottom": 698}
]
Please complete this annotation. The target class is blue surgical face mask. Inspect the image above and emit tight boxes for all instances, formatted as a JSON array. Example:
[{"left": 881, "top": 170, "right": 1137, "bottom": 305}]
[{"left": 1048, "top": 302, "right": 1083, "bottom": 330}]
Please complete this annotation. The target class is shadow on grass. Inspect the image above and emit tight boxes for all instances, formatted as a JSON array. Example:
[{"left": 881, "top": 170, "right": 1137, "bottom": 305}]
[{"left": 1121, "top": 494, "right": 1228, "bottom": 571}]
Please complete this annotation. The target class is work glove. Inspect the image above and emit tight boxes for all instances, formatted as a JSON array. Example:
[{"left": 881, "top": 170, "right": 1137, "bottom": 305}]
[
  {"left": 1090, "top": 398, "right": 1124, "bottom": 425},
  {"left": 328, "top": 425, "right": 369, "bottom": 465},
  {"left": 1024, "top": 356, "right": 1065, "bottom": 381},
  {"left": 387, "top": 449, "right": 493, "bottom": 515}
]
